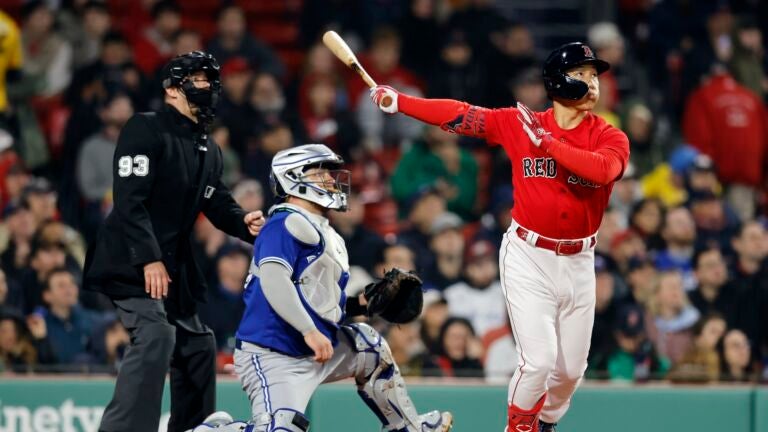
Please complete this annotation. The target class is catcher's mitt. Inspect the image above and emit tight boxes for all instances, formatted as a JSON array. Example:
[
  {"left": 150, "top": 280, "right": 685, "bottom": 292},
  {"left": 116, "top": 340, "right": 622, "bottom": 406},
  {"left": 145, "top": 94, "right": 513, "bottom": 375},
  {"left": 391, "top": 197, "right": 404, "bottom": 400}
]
[{"left": 363, "top": 268, "right": 424, "bottom": 324}]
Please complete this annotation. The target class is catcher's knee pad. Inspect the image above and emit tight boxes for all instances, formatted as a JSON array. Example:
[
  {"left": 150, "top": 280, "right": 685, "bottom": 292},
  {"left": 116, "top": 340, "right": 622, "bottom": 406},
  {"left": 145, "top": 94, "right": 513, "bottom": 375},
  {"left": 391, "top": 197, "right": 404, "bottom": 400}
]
[
  {"left": 341, "top": 323, "right": 391, "bottom": 379},
  {"left": 341, "top": 323, "right": 422, "bottom": 431}
]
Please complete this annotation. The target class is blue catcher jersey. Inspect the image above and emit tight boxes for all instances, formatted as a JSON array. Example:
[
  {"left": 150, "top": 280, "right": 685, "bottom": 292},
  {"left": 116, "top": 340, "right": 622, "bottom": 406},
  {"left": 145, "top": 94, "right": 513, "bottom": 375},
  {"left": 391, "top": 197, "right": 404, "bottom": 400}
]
[{"left": 236, "top": 205, "right": 350, "bottom": 357}]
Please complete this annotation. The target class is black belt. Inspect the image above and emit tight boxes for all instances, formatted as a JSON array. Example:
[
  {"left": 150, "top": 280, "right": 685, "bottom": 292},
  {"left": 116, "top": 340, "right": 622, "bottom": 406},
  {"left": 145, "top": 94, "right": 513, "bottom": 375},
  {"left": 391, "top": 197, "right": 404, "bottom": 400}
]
[{"left": 235, "top": 339, "right": 294, "bottom": 357}]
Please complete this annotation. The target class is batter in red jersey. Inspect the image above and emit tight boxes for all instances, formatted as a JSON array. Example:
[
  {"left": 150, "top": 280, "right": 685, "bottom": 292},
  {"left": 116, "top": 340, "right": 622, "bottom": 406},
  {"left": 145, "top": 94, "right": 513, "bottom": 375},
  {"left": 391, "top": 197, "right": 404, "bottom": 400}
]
[{"left": 370, "top": 42, "right": 629, "bottom": 432}]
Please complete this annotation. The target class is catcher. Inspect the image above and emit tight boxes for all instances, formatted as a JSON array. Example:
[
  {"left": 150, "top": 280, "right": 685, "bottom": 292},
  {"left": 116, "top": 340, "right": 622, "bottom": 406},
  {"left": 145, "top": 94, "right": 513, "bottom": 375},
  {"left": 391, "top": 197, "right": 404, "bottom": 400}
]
[{"left": 188, "top": 144, "right": 452, "bottom": 432}]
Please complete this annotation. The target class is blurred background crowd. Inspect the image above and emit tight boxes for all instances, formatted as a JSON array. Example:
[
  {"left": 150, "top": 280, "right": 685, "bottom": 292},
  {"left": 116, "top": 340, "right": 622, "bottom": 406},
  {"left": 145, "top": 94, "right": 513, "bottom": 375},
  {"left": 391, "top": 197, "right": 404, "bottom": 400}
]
[{"left": 0, "top": 0, "right": 767, "bottom": 385}]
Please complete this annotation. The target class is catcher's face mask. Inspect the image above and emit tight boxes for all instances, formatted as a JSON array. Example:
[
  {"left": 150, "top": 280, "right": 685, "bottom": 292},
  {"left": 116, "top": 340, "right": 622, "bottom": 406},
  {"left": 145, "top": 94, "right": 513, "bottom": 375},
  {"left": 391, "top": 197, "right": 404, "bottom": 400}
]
[
  {"left": 270, "top": 144, "right": 350, "bottom": 211},
  {"left": 301, "top": 165, "right": 350, "bottom": 194}
]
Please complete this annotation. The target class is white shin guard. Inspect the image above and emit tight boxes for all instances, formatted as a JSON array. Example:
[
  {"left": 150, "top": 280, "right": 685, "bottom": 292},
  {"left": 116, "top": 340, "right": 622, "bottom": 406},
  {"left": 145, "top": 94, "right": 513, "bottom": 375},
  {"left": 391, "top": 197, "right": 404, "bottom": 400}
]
[{"left": 342, "top": 323, "right": 423, "bottom": 431}]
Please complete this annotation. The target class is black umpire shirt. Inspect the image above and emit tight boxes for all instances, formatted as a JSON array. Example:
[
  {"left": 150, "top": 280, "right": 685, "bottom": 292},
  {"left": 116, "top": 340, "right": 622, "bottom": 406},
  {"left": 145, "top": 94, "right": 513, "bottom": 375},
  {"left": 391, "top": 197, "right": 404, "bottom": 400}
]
[{"left": 84, "top": 104, "right": 255, "bottom": 316}]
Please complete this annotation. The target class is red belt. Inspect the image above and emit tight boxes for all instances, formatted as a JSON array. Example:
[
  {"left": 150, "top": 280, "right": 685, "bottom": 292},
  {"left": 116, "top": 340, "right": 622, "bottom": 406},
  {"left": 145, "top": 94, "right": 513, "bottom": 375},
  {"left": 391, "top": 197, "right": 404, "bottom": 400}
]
[{"left": 515, "top": 226, "right": 596, "bottom": 256}]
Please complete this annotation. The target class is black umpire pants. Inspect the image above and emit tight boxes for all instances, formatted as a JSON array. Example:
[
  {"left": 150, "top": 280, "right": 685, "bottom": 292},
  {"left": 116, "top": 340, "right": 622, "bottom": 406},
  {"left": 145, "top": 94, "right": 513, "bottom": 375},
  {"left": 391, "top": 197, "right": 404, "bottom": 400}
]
[{"left": 99, "top": 297, "right": 216, "bottom": 432}]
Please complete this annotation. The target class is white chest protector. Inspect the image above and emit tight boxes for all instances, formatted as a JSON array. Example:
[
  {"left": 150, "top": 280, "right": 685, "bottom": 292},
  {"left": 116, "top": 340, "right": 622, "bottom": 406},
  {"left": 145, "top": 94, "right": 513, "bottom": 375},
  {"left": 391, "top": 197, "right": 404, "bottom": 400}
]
[{"left": 278, "top": 204, "right": 350, "bottom": 324}]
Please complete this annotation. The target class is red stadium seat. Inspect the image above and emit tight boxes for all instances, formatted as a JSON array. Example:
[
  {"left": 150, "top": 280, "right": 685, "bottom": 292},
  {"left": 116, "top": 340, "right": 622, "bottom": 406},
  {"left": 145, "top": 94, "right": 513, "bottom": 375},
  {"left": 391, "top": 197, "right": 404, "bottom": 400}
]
[
  {"left": 462, "top": 221, "right": 480, "bottom": 244},
  {"left": 276, "top": 48, "right": 306, "bottom": 81},
  {"left": 178, "top": 0, "right": 221, "bottom": 17},
  {"left": 370, "top": 147, "right": 403, "bottom": 176},
  {"left": 249, "top": 22, "right": 299, "bottom": 48},
  {"left": 236, "top": 0, "right": 303, "bottom": 16},
  {"left": 363, "top": 198, "right": 401, "bottom": 237},
  {"left": 182, "top": 16, "right": 217, "bottom": 42},
  {"left": 0, "top": 0, "right": 23, "bottom": 20}
]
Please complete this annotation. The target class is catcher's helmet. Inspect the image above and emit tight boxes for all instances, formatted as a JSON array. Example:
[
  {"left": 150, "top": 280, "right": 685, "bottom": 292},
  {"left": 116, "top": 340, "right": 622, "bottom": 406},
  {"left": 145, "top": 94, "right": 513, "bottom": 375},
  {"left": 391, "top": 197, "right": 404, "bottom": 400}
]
[
  {"left": 542, "top": 42, "right": 610, "bottom": 100},
  {"left": 270, "top": 144, "right": 350, "bottom": 211}
]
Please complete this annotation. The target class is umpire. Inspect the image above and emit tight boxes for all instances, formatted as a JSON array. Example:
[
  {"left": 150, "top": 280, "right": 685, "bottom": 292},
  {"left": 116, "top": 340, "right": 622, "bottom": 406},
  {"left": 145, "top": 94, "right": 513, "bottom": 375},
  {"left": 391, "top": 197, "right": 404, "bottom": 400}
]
[{"left": 84, "top": 51, "right": 265, "bottom": 432}]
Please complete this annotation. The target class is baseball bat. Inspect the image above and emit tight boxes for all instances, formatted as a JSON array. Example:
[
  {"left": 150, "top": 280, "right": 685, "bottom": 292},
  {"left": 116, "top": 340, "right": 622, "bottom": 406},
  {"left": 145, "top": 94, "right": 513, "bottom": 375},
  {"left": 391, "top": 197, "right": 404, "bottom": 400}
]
[{"left": 322, "top": 30, "right": 392, "bottom": 108}]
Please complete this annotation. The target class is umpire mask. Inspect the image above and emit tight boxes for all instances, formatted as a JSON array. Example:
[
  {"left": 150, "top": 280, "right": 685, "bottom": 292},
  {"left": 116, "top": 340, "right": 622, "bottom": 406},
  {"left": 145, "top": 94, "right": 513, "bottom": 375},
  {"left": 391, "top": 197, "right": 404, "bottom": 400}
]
[{"left": 162, "top": 51, "right": 222, "bottom": 128}]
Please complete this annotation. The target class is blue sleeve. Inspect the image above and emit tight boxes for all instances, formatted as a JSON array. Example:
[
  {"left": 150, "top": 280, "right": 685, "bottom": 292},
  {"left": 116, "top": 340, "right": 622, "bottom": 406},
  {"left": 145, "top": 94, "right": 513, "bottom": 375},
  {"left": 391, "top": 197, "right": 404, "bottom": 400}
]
[{"left": 254, "top": 216, "right": 303, "bottom": 274}]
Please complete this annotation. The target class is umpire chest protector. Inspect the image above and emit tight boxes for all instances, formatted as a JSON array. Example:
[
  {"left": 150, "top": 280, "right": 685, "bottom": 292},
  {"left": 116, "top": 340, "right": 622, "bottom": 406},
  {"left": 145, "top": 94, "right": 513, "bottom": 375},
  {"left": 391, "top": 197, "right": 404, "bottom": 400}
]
[{"left": 84, "top": 104, "right": 253, "bottom": 314}]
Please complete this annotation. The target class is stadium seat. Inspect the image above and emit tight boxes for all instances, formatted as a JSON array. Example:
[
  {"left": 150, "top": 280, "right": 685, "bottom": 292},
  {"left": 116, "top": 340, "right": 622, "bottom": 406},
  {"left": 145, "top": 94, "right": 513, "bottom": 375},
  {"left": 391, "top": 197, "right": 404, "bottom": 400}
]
[
  {"left": 363, "top": 198, "right": 401, "bottom": 237},
  {"left": 250, "top": 22, "right": 299, "bottom": 48},
  {"left": 236, "top": 0, "right": 303, "bottom": 16}
]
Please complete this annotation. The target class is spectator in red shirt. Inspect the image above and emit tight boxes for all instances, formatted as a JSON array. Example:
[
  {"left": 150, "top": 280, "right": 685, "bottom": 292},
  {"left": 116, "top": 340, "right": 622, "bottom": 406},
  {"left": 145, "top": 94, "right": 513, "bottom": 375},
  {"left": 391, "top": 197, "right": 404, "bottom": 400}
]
[
  {"left": 682, "top": 67, "right": 768, "bottom": 221},
  {"left": 353, "top": 27, "right": 424, "bottom": 150},
  {"left": 205, "top": 5, "right": 285, "bottom": 79},
  {"left": 348, "top": 26, "right": 423, "bottom": 109},
  {"left": 131, "top": 1, "right": 181, "bottom": 76},
  {"left": 0, "top": 130, "right": 21, "bottom": 210}
]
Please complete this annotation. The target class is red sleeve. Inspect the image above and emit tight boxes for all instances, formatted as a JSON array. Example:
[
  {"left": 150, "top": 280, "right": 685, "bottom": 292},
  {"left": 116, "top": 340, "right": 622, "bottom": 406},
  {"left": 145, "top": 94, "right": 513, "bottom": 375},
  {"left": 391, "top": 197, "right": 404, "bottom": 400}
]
[
  {"left": 540, "top": 127, "right": 630, "bottom": 186},
  {"left": 398, "top": 93, "right": 513, "bottom": 144},
  {"left": 132, "top": 37, "right": 163, "bottom": 76},
  {"left": 682, "top": 89, "right": 713, "bottom": 156},
  {"left": 763, "top": 105, "right": 768, "bottom": 185}
]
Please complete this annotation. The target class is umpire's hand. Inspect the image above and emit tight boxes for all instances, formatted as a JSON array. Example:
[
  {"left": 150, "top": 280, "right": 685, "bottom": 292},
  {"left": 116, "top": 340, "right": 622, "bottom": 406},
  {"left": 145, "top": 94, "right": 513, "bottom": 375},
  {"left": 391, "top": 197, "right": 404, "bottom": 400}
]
[
  {"left": 244, "top": 211, "right": 266, "bottom": 236},
  {"left": 144, "top": 261, "right": 172, "bottom": 299}
]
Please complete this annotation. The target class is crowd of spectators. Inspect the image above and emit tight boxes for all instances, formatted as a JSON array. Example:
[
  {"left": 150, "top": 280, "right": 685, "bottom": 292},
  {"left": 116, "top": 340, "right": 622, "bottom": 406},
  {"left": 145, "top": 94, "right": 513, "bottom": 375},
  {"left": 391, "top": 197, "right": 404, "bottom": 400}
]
[{"left": 0, "top": 0, "right": 767, "bottom": 384}]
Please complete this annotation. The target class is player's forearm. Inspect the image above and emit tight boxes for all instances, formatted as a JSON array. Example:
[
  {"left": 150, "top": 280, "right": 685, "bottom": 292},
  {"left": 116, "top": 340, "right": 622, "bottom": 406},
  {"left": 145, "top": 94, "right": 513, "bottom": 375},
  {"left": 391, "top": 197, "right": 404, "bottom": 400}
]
[
  {"left": 540, "top": 139, "right": 623, "bottom": 185},
  {"left": 399, "top": 94, "right": 488, "bottom": 138},
  {"left": 260, "top": 261, "right": 317, "bottom": 335}
]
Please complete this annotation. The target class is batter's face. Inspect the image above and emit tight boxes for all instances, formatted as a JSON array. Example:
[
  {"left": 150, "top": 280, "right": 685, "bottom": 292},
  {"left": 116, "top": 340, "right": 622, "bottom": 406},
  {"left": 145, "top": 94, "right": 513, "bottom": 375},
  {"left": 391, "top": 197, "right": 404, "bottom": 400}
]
[{"left": 561, "top": 64, "right": 600, "bottom": 110}]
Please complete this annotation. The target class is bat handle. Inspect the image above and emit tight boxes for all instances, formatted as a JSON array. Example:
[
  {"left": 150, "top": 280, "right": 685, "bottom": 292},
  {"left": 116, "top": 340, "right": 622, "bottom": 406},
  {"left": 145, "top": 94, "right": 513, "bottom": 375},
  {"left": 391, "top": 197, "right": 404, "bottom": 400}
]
[
  {"left": 369, "top": 82, "right": 393, "bottom": 108},
  {"left": 367, "top": 80, "right": 393, "bottom": 109}
]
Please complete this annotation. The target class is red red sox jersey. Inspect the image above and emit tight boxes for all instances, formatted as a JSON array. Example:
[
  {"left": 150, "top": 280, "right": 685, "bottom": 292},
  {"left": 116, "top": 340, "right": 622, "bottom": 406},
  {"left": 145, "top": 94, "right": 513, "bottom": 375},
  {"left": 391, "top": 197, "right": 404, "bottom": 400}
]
[
  {"left": 398, "top": 96, "right": 630, "bottom": 240},
  {"left": 484, "top": 107, "right": 630, "bottom": 239}
]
